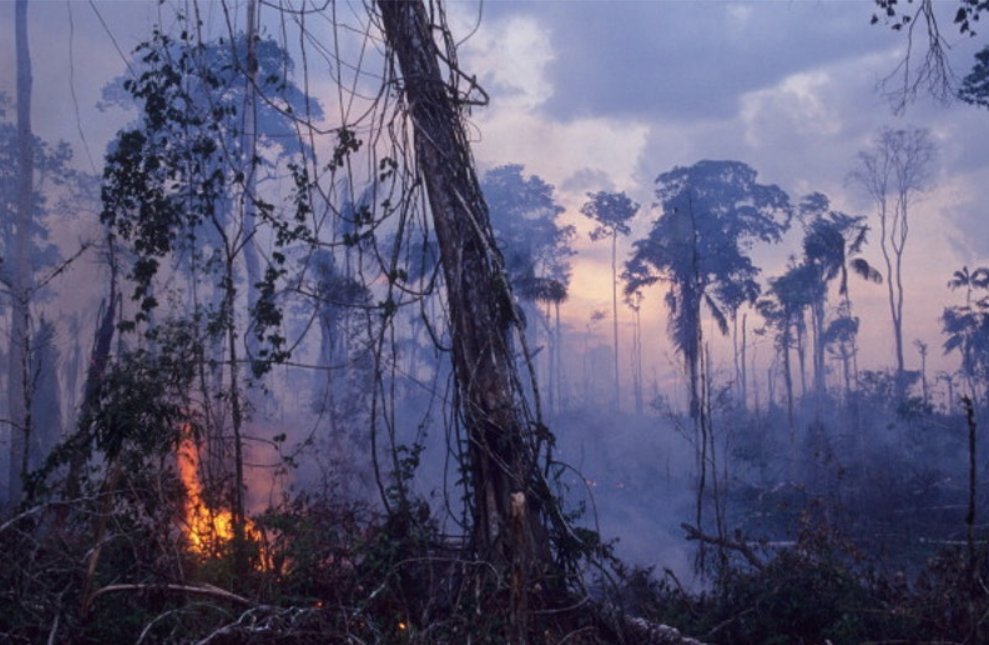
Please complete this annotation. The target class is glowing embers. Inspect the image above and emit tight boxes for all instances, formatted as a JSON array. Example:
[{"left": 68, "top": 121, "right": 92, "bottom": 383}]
[{"left": 178, "top": 425, "right": 269, "bottom": 570}]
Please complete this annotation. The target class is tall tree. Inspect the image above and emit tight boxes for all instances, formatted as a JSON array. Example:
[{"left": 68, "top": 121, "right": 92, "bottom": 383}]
[
  {"left": 482, "top": 165, "right": 570, "bottom": 300},
  {"left": 376, "top": 2, "right": 561, "bottom": 635},
  {"left": 626, "top": 159, "right": 790, "bottom": 536},
  {"left": 7, "top": 0, "right": 33, "bottom": 509},
  {"left": 481, "top": 164, "right": 574, "bottom": 408},
  {"left": 581, "top": 190, "right": 639, "bottom": 411},
  {"left": 240, "top": 0, "right": 262, "bottom": 372},
  {"left": 625, "top": 288, "right": 646, "bottom": 414},
  {"left": 626, "top": 160, "right": 791, "bottom": 425},
  {"left": 798, "top": 192, "right": 882, "bottom": 401},
  {"left": 758, "top": 262, "right": 814, "bottom": 432},
  {"left": 849, "top": 127, "right": 935, "bottom": 396}
]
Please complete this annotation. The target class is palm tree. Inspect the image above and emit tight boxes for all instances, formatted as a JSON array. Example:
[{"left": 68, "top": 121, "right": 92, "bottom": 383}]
[
  {"left": 626, "top": 160, "right": 791, "bottom": 424},
  {"left": 626, "top": 159, "right": 791, "bottom": 537},
  {"left": 798, "top": 193, "right": 882, "bottom": 400},
  {"left": 943, "top": 267, "right": 989, "bottom": 406}
]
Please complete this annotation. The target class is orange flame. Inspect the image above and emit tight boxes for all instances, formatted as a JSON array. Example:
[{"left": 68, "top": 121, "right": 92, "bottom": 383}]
[{"left": 178, "top": 425, "right": 269, "bottom": 570}]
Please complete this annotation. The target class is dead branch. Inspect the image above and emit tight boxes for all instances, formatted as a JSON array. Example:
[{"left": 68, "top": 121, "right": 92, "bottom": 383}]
[
  {"left": 681, "top": 523, "right": 765, "bottom": 570},
  {"left": 86, "top": 583, "right": 253, "bottom": 608}
]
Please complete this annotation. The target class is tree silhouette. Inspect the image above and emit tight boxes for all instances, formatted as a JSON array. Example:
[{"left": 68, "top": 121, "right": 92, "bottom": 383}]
[
  {"left": 758, "top": 261, "right": 815, "bottom": 431},
  {"left": 481, "top": 165, "right": 574, "bottom": 410},
  {"left": 2, "top": 0, "right": 88, "bottom": 507},
  {"left": 848, "top": 127, "right": 935, "bottom": 398},
  {"left": 626, "top": 160, "right": 791, "bottom": 423},
  {"left": 798, "top": 192, "right": 882, "bottom": 401},
  {"left": 482, "top": 165, "right": 573, "bottom": 306},
  {"left": 959, "top": 45, "right": 989, "bottom": 109},
  {"left": 943, "top": 266, "right": 989, "bottom": 405},
  {"left": 624, "top": 287, "right": 646, "bottom": 414},
  {"left": 581, "top": 191, "right": 638, "bottom": 412},
  {"left": 626, "top": 159, "right": 790, "bottom": 537},
  {"left": 871, "top": 0, "right": 989, "bottom": 111}
]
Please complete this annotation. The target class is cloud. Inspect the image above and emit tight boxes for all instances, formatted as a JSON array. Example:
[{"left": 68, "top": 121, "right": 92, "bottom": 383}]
[
  {"left": 530, "top": 1, "right": 901, "bottom": 123},
  {"left": 459, "top": 13, "right": 554, "bottom": 110}
]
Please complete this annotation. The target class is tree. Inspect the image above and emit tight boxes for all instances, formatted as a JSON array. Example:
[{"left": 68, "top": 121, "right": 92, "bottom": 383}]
[
  {"left": 626, "top": 159, "right": 790, "bottom": 537},
  {"left": 581, "top": 190, "right": 639, "bottom": 411},
  {"left": 870, "top": 0, "right": 989, "bottom": 112},
  {"left": 2, "top": 0, "right": 73, "bottom": 508},
  {"left": 240, "top": 0, "right": 262, "bottom": 372},
  {"left": 625, "top": 288, "right": 646, "bottom": 414},
  {"left": 482, "top": 165, "right": 571, "bottom": 303},
  {"left": 758, "top": 262, "right": 814, "bottom": 432},
  {"left": 376, "top": 2, "right": 564, "bottom": 635},
  {"left": 306, "top": 248, "right": 373, "bottom": 497},
  {"left": 915, "top": 339, "right": 930, "bottom": 405},
  {"left": 626, "top": 160, "right": 791, "bottom": 424},
  {"left": 848, "top": 127, "right": 935, "bottom": 397},
  {"left": 5, "top": 0, "right": 33, "bottom": 511},
  {"left": 798, "top": 192, "right": 882, "bottom": 401},
  {"left": 99, "top": 22, "right": 319, "bottom": 572},
  {"left": 481, "top": 164, "right": 574, "bottom": 411},
  {"left": 959, "top": 45, "right": 989, "bottom": 108},
  {"left": 943, "top": 266, "right": 989, "bottom": 405}
]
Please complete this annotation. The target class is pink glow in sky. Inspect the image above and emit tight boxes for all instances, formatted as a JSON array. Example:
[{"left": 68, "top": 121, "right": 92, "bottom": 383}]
[{"left": 1, "top": 0, "right": 986, "bottom": 409}]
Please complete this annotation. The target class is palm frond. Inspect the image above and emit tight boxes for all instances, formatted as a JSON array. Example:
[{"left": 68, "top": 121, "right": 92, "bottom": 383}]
[{"left": 850, "top": 258, "right": 883, "bottom": 284}]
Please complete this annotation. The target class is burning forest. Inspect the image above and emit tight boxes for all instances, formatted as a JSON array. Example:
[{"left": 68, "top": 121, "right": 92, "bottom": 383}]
[{"left": 3, "top": 0, "right": 989, "bottom": 642}]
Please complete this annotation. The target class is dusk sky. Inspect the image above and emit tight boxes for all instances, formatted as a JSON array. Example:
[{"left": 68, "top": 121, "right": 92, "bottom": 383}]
[{"left": 1, "top": 0, "right": 987, "bottom": 403}]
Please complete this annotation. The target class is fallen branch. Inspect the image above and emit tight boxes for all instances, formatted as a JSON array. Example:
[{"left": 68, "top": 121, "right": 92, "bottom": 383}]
[
  {"left": 87, "top": 583, "right": 253, "bottom": 608},
  {"left": 681, "top": 523, "right": 765, "bottom": 570},
  {"left": 597, "top": 603, "right": 707, "bottom": 644},
  {"left": 0, "top": 495, "right": 100, "bottom": 534},
  {"left": 621, "top": 615, "right": 708, "bottom": 644}
]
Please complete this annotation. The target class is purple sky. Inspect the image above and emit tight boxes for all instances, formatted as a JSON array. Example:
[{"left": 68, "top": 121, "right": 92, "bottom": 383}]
[{"left": 1, "top": 0, "right": 987, "bottom": 404}]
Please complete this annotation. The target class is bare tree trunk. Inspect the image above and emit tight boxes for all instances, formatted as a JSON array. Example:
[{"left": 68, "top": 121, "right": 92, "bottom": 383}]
[
  {"left": 555, "top": 300, "right": 564, "bottom": 413},
  {"left": 841, "top": 344, "right": 852, "bottom": 400},
  {"left": 242, "top": 0, "right": 261, "bottom": 369},
  {"left": 766, "top": 364, "right": 775, "bottom": 411},
  {"left": 8, "top": 0, "right": 34, "bottom": 509},
  {"left": 782, "top": 337, "right": 794, "bottom": 435},
  {"left": 732, "top": 313, "right": 741, "bottom": 406},
  {"left": 611, "top": 233, "right": 620, "bottom": 412},
  {"left": 812, "top": 299, "right": 826, "bottom": 403},
  {"left": 633, "top": 303, "right": 644, "bottom": 415},
  {"left": 545, "top": 302, "right": 554, "bottom": 416},
  {"left": 751, "top": 344, "right": 760, "bottom": 414},
  {"left": 850, "top": 128, "right": 934, "bottom": 398},
  {"left": 796, "top": 316, "right": 807, "bottom": 401},
  {"left": 223, "top": 256, "right": 248, "bottom": 574},
  {"left": 376, "top": 1, "right": 553, "bottom": 634},
  {"left": 918, "top": 342, "right": 929, "bottom": 406},
  {"left": 739, "top": 313, "right": 748, "bottom": 410}
]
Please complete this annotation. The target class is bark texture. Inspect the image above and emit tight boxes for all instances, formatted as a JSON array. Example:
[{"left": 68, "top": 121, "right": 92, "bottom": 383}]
[{"left": 376, "top": 0, "right": 550, "bottom": 606}]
